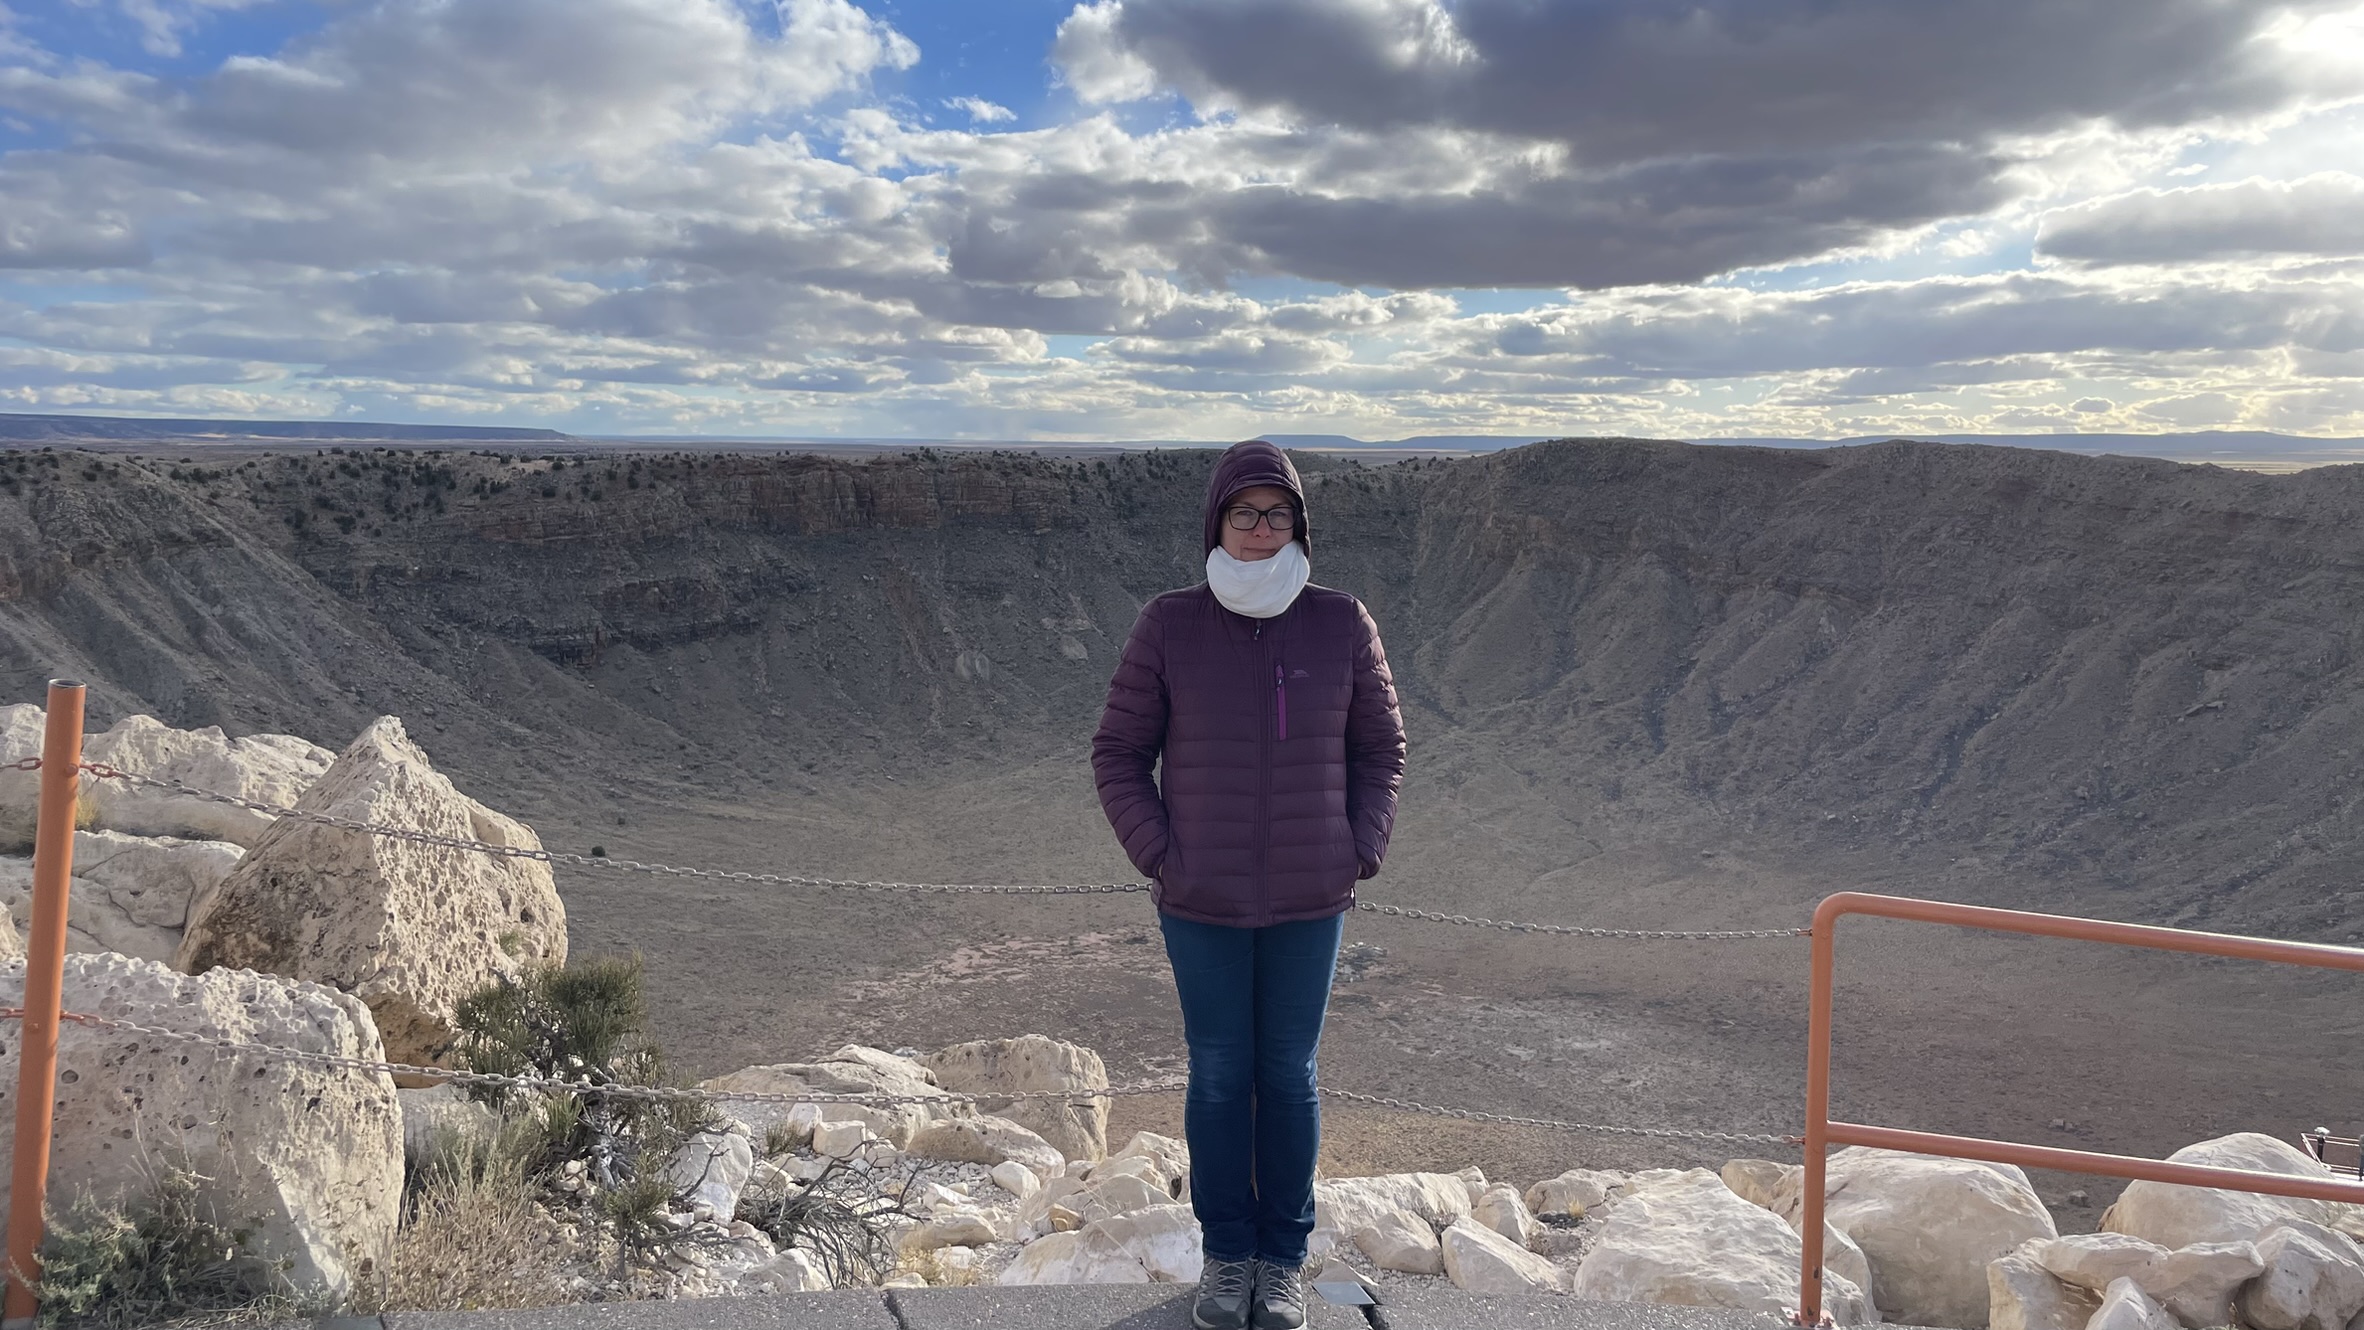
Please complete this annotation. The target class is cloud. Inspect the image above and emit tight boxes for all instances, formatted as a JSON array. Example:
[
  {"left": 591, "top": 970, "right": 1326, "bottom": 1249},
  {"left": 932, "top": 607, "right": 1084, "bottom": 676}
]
[
  {"left": 2039, "top": 173, "right": 2364, "bottom": 265},
  {"left": 945, "top": 96, "right": 1014, "bottom": 123}
]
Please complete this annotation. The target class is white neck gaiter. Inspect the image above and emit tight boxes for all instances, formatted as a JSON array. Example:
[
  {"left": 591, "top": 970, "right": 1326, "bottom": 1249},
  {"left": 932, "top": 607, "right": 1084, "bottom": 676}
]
[{"left": 1206, "top": 541, "right": 1310, "bottom": 619}]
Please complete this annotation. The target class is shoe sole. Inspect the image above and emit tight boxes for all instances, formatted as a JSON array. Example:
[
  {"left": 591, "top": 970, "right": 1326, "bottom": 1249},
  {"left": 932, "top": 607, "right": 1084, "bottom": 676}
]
[{"left": 1192, "top": 1309, "right": 1248, "bottom": 1330}]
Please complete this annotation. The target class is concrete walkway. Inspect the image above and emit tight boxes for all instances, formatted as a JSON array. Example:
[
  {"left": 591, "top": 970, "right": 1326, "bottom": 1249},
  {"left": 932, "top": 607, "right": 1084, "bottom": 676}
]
[{"left": 321, "top": 1287, "right": 1796, "bottom": 1330}]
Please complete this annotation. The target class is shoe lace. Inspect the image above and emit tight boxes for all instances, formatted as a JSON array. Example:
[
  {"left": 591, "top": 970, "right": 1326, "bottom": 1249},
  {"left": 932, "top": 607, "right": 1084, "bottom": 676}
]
[
  {"left": 1203, "top": 1258, "right": 1255, "bottom": 1300},
  {"left": 1256, "top": 1259, "right": 1305, "bottom": 1306}
]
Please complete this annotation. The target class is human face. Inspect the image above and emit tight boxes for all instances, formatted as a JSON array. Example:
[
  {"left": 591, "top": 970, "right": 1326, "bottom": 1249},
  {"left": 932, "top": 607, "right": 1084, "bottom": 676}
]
[{"left": 1219, "top": 484, "right": 1297, "bottom": 562}]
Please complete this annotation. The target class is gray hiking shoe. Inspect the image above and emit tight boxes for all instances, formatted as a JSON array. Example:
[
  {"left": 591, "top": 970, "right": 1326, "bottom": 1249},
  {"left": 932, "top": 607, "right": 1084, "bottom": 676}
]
[
  {"left": 1252, "top": 1258, "right": 1308, "bottom": 1330},
  {"left": 1193, "top": 1256, "right": 1257, "bottom": 1330}
]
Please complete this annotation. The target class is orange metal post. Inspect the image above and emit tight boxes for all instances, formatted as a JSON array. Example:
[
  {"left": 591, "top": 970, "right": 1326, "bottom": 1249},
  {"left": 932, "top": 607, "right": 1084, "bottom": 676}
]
[
  {"left": 3, "top": 681, "right": 85, "bottom": 1326},
  {"left": 1797, "top": 890, "right": 2364, "bottom": 1325}
]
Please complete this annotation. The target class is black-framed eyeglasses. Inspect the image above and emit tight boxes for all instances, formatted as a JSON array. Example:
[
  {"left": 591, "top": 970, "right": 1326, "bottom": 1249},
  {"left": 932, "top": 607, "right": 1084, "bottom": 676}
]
[{"left": 1226, "top": 504, "right": 1297, "bottom": 532}]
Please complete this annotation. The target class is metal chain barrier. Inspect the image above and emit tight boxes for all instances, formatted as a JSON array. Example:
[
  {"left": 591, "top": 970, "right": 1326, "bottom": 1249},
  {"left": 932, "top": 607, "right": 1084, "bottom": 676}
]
[
  {"left": 0, "top": 1009, "right": 1800, "bottom": 1148},
  {"left": 41, "top": 759, "right": 1808, "bottom": 941}
]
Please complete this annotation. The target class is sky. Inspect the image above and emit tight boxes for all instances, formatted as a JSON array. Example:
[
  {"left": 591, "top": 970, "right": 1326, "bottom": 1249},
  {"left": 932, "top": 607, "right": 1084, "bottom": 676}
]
[{"left": 0, "top": 0, "right": 2361, "bottom": 441}]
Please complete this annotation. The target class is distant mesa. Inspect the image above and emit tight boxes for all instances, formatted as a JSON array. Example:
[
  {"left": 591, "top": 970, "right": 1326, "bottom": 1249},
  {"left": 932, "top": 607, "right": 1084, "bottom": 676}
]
[{"left": 0, "top": 410, "right": 575, "bottom": 445}]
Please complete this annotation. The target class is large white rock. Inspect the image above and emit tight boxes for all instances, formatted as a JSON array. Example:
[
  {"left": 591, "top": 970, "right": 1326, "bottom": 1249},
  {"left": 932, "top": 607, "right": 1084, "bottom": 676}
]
[
  {"left": 0, "top": 952, "right": 402, "bottom": 1301},
  {"left": 0, "top": 704, "right": 56, "bottom": 851},
  {"left": 173, "top": 718, "right": 565, "bottom": 1072},
  {"left": 2102, "top": 1134, "right": 2356, "bottom": 1250},
  {"left": 0, "top": 830, "right": 244, "bottom": 964},
  {"left": 1779, "top": 1148, "right": 2056, "bottom": 1329},
  {"left": 2238, "top": 1221, "right": 2364, "bottom": 1330},
  {"left": 923, "top": 1036, "right": 1110, "bottom": 1162},
  {"left": 1989, "top": 1247, "right": 2100, "bottom": 1330},
  {"left": 1104, "top": 1130, "right": 1190, "bottom": 1196},
  {"left": 907, "top": 1114, "right": 1064, "bottom": 1175},
  {"left": 2146, "top": 1240, "right": 2264, "bottom": 1327},
  {"left": 2034, "top": 1232, "right": 2170, "bottom": 1295},
  {"left": 665, "top": 1130, "right": 757, "bottom": 1219},
  {"left": 1443, "top": 1216, "right": 1571, "bottom": 1294},
  {"left": 395, "top": 1083, "right": 499, "bottom": 1168},
  {"left": 702, "top": 1046, "right": 957, "bottom": 1148},
  {"left": 1571, "top": 1168, "right": 1874, "bottom": 1323},
  {"left": 2092, "top": 1278, "right": 2179, "bottom": 1330},
  {"left": 1527, "top": 1167, "right": 1626, "bottom": 1218},
  {"left": 1318, "top": 1172, "right": 1475, "bottom": 1235},
  {"left": 1472, "top": 1184, "right": 1540, "bottom": 1248},
  {"left": 81, "top": 714, "right": 336, "bottom": 848},
  {"left": 1074, "top": 1173, "right": 1169, "bottom": 1225},
  {"left": 1352, "top": 1205, "right": 1444, "bottom": 1275},
  {"left": 1087, "top": 1203, "right": 1202, "bottom": 1283},
  {"left": 996, "top": 1228, "right": 1153, "bottom": 1284}
]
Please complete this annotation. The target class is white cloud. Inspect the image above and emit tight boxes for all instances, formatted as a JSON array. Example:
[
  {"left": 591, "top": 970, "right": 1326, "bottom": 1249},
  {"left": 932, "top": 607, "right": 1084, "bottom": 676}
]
[{"left": 945, "top": 95, "right": 1014, "bottom": 123}]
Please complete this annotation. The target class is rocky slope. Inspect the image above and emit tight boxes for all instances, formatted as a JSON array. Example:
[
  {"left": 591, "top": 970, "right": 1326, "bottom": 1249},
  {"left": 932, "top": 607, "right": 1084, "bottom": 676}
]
[{"left": 2, "top": 439, "right": 2359, "bottom": 934}]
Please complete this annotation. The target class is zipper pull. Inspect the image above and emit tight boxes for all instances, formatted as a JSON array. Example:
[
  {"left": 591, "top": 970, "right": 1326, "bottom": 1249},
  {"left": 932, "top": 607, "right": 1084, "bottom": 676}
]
[{"left": 1275, "top": 662, "right": 1287, "bottom": 740}]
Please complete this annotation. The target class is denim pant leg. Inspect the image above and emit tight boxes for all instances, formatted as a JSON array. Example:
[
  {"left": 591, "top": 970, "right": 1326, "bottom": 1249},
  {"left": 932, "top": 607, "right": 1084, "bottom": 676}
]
[
  {"left": 1250, "top": 913, "right": 1344, "bottom": 1266},
  {"left": 1161, "top": 911, "right": 1345, "bottom": 1266},
  {"left": 1161, "top": 913, "right": 1258, "bottom": 1261}
]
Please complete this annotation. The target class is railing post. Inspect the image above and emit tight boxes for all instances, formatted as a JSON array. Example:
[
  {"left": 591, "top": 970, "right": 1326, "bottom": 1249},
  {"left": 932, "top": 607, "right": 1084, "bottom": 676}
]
[
  {"left": 1798, "top": 900, "right": 1838, "bottom": 1325},
  {"left": 4, "top": 681, "right": 86, "bottom": 1327}
]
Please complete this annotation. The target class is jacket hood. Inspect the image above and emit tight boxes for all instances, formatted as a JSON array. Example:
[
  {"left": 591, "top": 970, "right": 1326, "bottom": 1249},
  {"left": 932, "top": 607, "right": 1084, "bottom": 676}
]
[{"left": 1202, "top": 439, "right": 1310, "bottom": 557}]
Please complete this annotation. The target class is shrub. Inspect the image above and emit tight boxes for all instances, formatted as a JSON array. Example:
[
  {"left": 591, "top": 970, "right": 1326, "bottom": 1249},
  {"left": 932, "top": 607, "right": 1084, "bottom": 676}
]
[
  {"left": 736, "top": 1146, "right": 915, "bottom": 1288},
  {"left": 32, "top": 1162, "right": 297, "bottom": 1328},
  {"left": 361, "top": 1122, "right": 567, "bottom": 1313}
]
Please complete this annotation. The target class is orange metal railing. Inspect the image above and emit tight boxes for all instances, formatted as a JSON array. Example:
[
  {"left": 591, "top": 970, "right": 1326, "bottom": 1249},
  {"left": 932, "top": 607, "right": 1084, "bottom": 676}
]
[{"left": 1798, "top": 891, "right": 2364, "bottom": 1324}]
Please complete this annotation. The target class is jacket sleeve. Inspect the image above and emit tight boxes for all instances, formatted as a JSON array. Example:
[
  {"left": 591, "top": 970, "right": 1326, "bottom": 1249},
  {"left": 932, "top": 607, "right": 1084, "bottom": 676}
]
[
  {"left": 1345, "top": 599, "right": 1407, "bottom": 878},
  {"left": 1091, "top": 602, "right": 1172, "bottom": 878}
]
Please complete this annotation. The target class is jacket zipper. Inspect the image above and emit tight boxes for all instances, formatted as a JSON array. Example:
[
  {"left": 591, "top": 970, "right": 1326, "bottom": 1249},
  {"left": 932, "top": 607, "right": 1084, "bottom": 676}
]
[
  {"left": 1254, "top": 617, "right": 1271, "bottom": 922},
  {"left": 1275, "top": 662, "right": 1287, "bottom": 741}
]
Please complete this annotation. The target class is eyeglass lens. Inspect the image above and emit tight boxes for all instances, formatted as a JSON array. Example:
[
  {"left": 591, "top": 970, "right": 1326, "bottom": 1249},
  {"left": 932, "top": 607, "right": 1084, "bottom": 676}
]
[{"left": 1228, "top": 505, "right": 1297, "bottom": 531}]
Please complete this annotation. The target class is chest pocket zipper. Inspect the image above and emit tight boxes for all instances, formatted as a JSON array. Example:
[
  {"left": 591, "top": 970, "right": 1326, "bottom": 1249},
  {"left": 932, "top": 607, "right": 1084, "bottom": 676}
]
[{"left": 1275, "top": 662, "right": 1287, "bottom": 741}]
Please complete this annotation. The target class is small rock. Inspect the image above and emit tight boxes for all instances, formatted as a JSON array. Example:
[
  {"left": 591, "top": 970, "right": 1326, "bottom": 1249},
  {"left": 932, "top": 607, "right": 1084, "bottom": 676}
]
[
  {"left": 1526, "top": 1167, "right": 1623, "bottom": 1218},
  {"left": 2145, "top": 1240, "right": 2264, "bottom": 1328},
  {"left": 1989, "top": 1244, "right": 2101, "bottom": 1330},
  {"left": 1721, "top": 1159, "right": 1795, "bottom": 1212},
  {"left": 1456, "top": 1165, "right": 1489, "bottom": 1205},
  {"left": 993, "top": 1160, "right": 1043, "bottom": 1200},
  {"left": 1472, "top": 1184, "right": 1539, "bottom": 1249},
  {"left": 812, "top": 1120, "right": 873, "bottom": 1160},
  {"left": 1442, "top": 1216, "right": 1569, "bottom": 1294},
  {"left": 2239, "top": 1222, "right": 2364, "bottom": 1330},
  {"left": 2090, "top": 1277, "right": 2178, "bottom": 1330},
  {"left": 1352, "top": 1206, "right": 1444, "bottom": 1275}
]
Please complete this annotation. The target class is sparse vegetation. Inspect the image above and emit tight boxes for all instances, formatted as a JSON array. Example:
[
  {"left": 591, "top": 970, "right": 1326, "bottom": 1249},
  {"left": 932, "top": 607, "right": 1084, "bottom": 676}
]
[{"left": 31, "top": 1161, "right": 298, "bottom": 1329}]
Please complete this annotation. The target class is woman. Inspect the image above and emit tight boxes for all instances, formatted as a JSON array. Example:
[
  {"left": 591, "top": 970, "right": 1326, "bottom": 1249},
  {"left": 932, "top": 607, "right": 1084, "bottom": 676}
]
[{"left": 1092, "top": 439, "right": 1408, "bottom": 1330}]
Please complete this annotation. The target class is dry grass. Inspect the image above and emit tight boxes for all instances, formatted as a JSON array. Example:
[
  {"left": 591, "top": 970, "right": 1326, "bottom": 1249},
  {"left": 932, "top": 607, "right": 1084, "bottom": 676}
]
[{"left": 358, "top": 1131, "right": 570, "bottom": 1313}]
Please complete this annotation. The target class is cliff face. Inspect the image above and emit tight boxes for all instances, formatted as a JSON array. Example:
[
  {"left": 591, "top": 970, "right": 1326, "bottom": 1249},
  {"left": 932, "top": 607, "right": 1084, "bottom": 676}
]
[{"left": 3, "top": 439, "right": 2361, "bottom": 932}]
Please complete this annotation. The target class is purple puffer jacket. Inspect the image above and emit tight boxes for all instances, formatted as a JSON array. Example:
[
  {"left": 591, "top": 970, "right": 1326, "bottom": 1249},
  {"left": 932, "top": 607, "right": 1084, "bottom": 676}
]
[{"left": 1091, "top": 442, "right": 1408, "bottom": 928}]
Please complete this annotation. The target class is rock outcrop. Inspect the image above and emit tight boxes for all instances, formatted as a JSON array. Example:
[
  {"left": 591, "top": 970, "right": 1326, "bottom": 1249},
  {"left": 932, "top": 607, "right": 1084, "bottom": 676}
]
[
  {"left": 2102, "top": 1134, "right": 2356, "bottom": 1250},
  {"left": 1778, "top": 1148, "right": 2056, "bottom": 1329},
  {"left": 923, "top": 1036, "right": 1109, "bottom": 1163},
  {"left": 174, "top": 717, "right": 566, "bottom": 1071},
  {"left": 0, "top": 828, "right": 243, "bottom": 963},
  {"left": 1573, "top": 1168, "right": 1875, "bottom": 1323},
  {"left": 0, "top": 952, "right": 402, "bottom": 1301},
  {"left": 81, "top": 713, "right": 335, "bottom": 847}
]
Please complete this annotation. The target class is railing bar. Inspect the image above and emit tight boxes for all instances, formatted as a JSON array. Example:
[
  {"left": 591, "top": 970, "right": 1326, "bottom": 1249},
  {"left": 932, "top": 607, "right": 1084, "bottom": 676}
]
[
  {"left": 1820, "top": 891, "right": 2364, "bottom": 972},
  {"left": 1827, "top": 1122, "right": 2364, "bottom": 1206}
]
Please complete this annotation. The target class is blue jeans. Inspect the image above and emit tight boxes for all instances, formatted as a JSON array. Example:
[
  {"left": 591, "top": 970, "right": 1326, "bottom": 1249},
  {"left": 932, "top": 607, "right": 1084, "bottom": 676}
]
[{"left": 1159, "top": 910, "right": 1345, "bottom": 1266}]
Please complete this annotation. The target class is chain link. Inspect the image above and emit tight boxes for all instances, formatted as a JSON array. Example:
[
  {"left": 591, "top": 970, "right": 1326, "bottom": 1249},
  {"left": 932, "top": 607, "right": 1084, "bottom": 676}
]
[
  {"left": 1, "top": 756, "right": 39, "bottom": 773},
  {"left": 69, "top": 763, "right": 1808, "bottom": 938},
  {"left": 5, "top": 1009, "right": 1798, "bottom": 1146}
]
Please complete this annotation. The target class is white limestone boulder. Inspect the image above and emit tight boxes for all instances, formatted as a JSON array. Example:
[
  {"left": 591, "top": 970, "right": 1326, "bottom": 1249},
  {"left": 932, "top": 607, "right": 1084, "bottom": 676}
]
[
  {"left": 1443, "top": 1215, "right": 1570, "bottom": 1294},
  {"left": 1318, "top": 1172, "right": 1475, "bottom": 1233},
  {"left": 1473, "top": 1184, "right": 1540, "bottom": 1248},
  {"left": 2034, "top": 1232, "right": 2169, "bottom": 1295},
  {"left": 665, "top": 1130, "right": 757, "bottom": 1219},
  {"left": 395, "top": 1083, "right": 499, "bottom": 1168},
  {"left": 0, "top": 830, "right": 244, "bottom": 964},
  {"left": 0, "top": 704, "right": 53, "bottom": 850},
  {"left": 81, "top": 714, "right": 335, "bottom": 848},
  {"left": 1725, "top": 1158, "right": 1798, "bottom": 1211},
  {"left": 907, "top": 1114, "right": 1064, "bottom": 1175},
  {"left": 1457, "top": 1166, "right": 1490, "bottom": 1205},
  {"left": 996, "top": 1228, "right": 1153, "bottom": 1284},
  {"left": 1572, "top": 1168, "right": 1874, "bottom": 1323},
  {"left": 1074, "top": 1173, "right": 1169, "bottom": 1225},
  {"left": 1989, "top": 1246, "right": 2100, "bottom": 1330},
  {"left": 923, "top": 1035, "right": 1110, "bottom": 1162},
  {"left": 2101, "top": 1134, "right": 2356, "bottom": 1250},
  {"left": 1353, "top": 1205, "right": 1445, "bottom": 1275},
  {"left": 173, "top": 718, "right": 565, "bottom": 1072},
  {"left": 1105, "top": 1130, "right": 1190, "bottom": 1197},
  {"left": 0, "top": 858, "right": 25, "bottom": 962},
  {"left": 993, "top": 1160, "right": 1042, "bottom": 1200},
  {"left": 702, "top": 1046, "right": 956, "bottom": 1148},
  {"left": 2092, "top": 1277, "right": 2179, "bottom": 1330},
  {"left": 0, "top": 952, "right": 401, "bottom": 1301},
  {"left": 2145, "top": 1240, "right": 2264, "bottom": 1327},
  {"left": 1527, "top": 1167, "right": 1625, "bottom": 1218},
  {"left": 1776, "top": 1148, "right": 2056, "bottom": 1329},
  {"left": 2238, "top": 1221, "right": 2364, "bottom": 1330},
  {"left": 1087, "top": 1203, "right": 1202, "bottom": 1282}
]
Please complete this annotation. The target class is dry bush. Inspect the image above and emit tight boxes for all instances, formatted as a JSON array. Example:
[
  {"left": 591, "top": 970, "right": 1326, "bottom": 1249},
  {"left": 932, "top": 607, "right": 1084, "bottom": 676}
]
[
  {"left": 360, "top": 1126, "right": 569, "bottom": 1313},
  {"left": 30, "top": 1160, "right": 301, "bottom": 1329}
]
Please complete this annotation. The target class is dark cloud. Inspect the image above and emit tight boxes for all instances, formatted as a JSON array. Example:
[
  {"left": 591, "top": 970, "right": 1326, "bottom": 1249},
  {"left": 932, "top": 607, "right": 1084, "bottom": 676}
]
[{"left": 2039, "top": 174, "right": 2364, "bottom": 265}]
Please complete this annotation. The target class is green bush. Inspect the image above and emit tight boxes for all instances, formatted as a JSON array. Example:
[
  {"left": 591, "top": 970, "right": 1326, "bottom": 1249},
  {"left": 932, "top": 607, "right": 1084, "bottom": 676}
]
[{"left": 32, "top": 1164, "right": 296, "bottom": 1328}]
